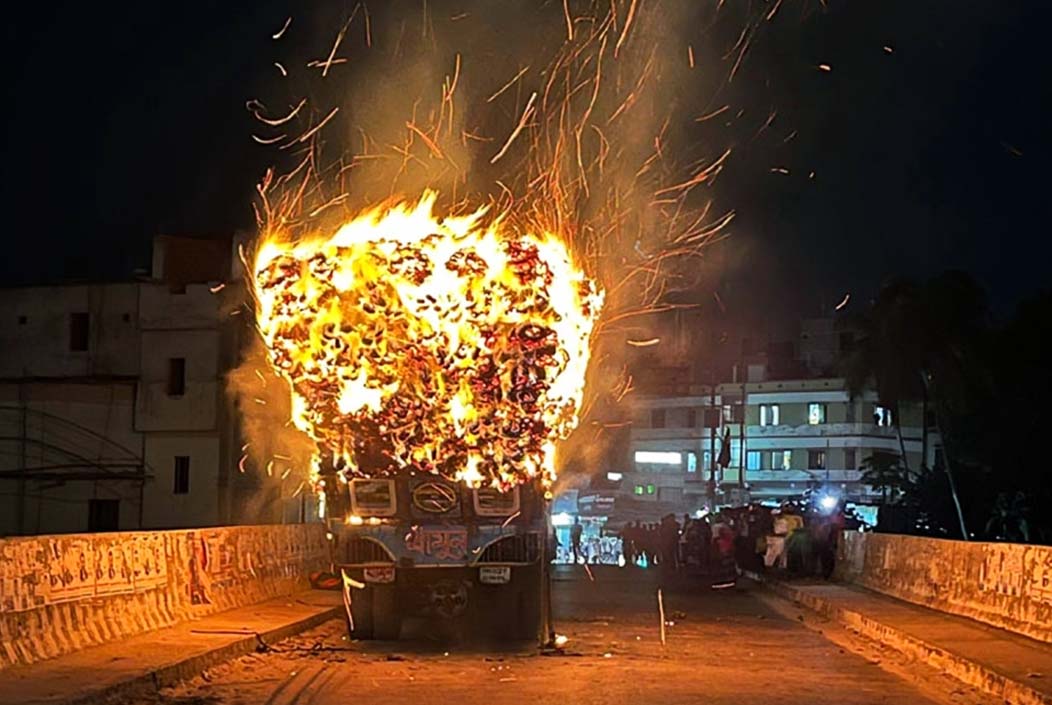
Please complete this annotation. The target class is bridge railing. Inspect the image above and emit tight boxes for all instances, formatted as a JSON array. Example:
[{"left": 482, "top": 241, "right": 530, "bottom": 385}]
[
  {"left": 836, "top": 531, "right": 1052, "bottom": 644},
  {"left": 0, "top": 524, "right": 328, "bottom": 669}
]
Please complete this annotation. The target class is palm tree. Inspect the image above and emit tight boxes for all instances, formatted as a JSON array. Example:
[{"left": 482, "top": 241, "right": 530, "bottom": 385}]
[
  {"left": 859, "top": 451, "right": 908, "bottom": 506},
  {"left": 839, "top": 272, "right": 990, "bottom": 540}
]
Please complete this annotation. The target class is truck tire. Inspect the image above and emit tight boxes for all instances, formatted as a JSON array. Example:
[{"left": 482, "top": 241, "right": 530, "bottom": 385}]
[
  {"left": 372, "top": 585, "right": 402, "bottom": 640},
  {"left": 347, "top": 585, "right": 375, "bottom": 640},
  {"left": 512, "top": 565, "right": 543, "bottom": 642}
]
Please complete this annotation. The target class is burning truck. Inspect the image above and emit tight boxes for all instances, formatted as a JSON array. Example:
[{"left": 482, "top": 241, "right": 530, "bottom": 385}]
[{"left": 250, "top": 192, "right": 603, "bottom": 641}]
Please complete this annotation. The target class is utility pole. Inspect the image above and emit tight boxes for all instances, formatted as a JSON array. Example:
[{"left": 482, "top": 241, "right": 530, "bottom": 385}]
[
  {"left": 738, "top": 338, "right": 746, "bottom": 489},
  {"left": 707, "top": 370, "right": 717, "bottom": 510}
]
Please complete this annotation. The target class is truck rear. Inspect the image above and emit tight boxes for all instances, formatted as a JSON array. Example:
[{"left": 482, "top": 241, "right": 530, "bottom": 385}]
[{"left": 326, "top": 475, "right": 551, "bottom": 643}]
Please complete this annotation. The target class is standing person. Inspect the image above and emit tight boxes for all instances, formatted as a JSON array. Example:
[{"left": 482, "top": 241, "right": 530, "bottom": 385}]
[
  {"left": 697, "top": 515, "right": 713, "bottom": 571},
  {"left": 816, "top": 504, "right": 845, "bottom": 579},
  {"left": 659, "top": 514, "right": 681, "bottom": 572},
  {"left": 570, "top": 517, "right": 584, "bottom": 565},
  {"left": 620, "top": 522, "right": 636, "bottom": 567}
]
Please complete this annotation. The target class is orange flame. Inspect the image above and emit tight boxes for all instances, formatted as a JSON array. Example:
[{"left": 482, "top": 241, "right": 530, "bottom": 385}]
[{"left": 252, "top": 191, "right": 603, "bottom": 492}]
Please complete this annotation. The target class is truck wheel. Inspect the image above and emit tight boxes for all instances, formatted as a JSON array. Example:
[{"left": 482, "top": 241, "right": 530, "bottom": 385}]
[
  {"left": 347, "top": 585, "right": 375, "bottom": 640},
  {"left": 372, "top": 585, "right": 402, "bottom": 640},
  {"left": 513, "top": 566, "right": 543, "bottom": 642}
]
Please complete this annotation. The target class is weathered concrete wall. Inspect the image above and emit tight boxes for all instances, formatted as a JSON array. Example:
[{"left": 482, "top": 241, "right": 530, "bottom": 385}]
[
  {"left": 0, "top": 524, "right": 328, "bottom": 669},
  {"left": 836, "top": 532, "right": 1052, "bottom": 644}
]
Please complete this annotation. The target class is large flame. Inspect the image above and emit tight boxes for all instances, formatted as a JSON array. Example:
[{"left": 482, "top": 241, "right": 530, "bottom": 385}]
[{"left": 252, "top": 191, "right": 603, "bottom": 491}]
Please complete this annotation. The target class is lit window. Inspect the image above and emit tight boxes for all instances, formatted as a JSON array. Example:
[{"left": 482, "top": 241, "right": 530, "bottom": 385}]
[
  {"left": 771, "top": 450, "right": 792, "bottom": 470},
  {"left": 746, "top": 451, "right": 761, "bottom": 470},
  {"left": 874, "top": 405, "right": 893, "bottom": 427},
  {"left": 606, "top": 471, "right": 623, "bottom": 482},
  {"left": 646, "top": 484, "right": 656, "bottom": 495},
  {"left": 808, "top": 450, "right": 826, "bottom": 470},
  {"left": 760, "top": 404, "right": 780, "bottom": 426},
  {"left": 634, "top": 485, "right": 644, "bottom": 496},
  {"left": 634, "top": 451, "right": 682, "bottom": 465},
  {"left": 808, "top": 403, "right": 826, "bottom": 425},
  {"left": 686, "top": 452, "right": 697, "bottom": 473}
]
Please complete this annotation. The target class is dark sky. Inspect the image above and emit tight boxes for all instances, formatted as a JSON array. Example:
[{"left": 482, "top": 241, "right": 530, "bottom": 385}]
[{"left": 1, "top": 1, "right": 1048, "bottom": 321}]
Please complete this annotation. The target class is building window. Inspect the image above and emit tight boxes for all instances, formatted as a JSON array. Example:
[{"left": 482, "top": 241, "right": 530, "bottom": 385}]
[
  {"left": 88, "top": 499, "right": 119, "bottom": 532},
  {"left": 808, "top": 449, "right": 827, "bottom": 470},
  {"left": 686, "top": 451, "right": 698, "bottom": 473},
  {"left": 651, "top": 408, "right": 666, "bottom": 429},
  {"left": 845, "top": 449, "right": 857, "bottom": 470},
  {"left": 702, "top": 450, "right": 712, "bottom": 470},
  {"left": 846, "top": 402, "right": 856, "bottom": 423},
  {"left": 771, "top": 450, "right": 791, "bottom": 470},
  {"left": 646, "top": 484, "right": 656, "bottom": 495},
  {"left": 634, "top": 451, "right": 681, "bottom": 465},
  {"left": 933, "top": 446, "right": 945, "bottom": 470},
  {"left": 808, "top": 403, "right": 827, "bottom": 425},
  {"left": 634, "top": 485, "right": 644, "bottom": 496},
  {"left": 174, "top": 456, "right": 190, "bottom": 494},
  {"left": 168, "top": 358, "right": 186, "bottom": 396},
  {"left": 760, "top": 404, "right": 780, "bottom": 426},
  {"left": 686, "top": 409, "right": 697, "bottom": 428},
  {"left": 746, "top": 451, "right": 761, "bottom": 470},
  {"left": 69, "top": 312, "right": 90, "bottom": 352},
  {"left": 874, "top": 405, "right": 893, "bottom": 427}
]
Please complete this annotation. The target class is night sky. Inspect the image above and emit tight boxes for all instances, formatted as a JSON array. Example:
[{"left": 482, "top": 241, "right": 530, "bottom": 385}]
[{"left": 1, "top": 1, "right": 1048, "bottom": 322}]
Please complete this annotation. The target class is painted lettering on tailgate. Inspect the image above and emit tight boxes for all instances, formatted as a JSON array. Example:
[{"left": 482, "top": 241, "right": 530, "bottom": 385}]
[{"left": 405, "top": 528, "right": 468, "bottom": 560}]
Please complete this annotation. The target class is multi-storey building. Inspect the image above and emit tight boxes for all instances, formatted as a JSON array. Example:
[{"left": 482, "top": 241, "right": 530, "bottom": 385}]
[
  {"left": 620, "top": 371, "right": 937, "bottom": 515},
  {"left": 0, "top": 236, "right": 255, "bottom": 535}
]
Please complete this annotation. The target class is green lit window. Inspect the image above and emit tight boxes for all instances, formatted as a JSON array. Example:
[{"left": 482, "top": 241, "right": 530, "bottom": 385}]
[
  {"left": 646, "top": 484, "right": 656, "bottom": 495},
  {"left": 634, "top": 485, "right": 644, "bottom": 496}
]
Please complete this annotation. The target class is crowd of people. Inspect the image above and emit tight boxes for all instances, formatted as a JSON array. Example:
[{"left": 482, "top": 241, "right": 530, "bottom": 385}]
[{"left": 559, "top": 499, "right": 856, "bottom": 581}]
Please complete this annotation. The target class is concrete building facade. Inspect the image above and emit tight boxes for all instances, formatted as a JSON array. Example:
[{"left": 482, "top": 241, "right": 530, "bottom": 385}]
[
  {"left": 0, "top": 237, "right": 240, "bottom": 535},
  {"left": 619, "top": 373, "right": 937, "bottom": 516}
]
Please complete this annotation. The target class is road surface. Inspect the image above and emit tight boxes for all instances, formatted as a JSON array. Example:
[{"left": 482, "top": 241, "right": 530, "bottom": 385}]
[{"left": 150, "top": 567, "right": 995, "bottom": 705}]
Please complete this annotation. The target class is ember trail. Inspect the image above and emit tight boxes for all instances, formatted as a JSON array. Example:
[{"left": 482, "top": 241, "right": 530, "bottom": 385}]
[{"left": 252, "top": 191, "right": 603, "bottom": 495}]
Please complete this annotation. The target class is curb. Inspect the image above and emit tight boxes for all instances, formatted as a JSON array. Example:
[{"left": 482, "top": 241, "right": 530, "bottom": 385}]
[
  {"left": 745, "top": 572, "right": 1051, "bottom": 705},
  {"left": 62, "top": 605, "right": 342, "bottom": 705}
]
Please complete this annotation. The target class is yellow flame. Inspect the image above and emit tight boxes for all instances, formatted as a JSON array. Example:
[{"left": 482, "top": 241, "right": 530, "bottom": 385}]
[{"left": 252, "top": 191, "right": 603, "bottom": 492}]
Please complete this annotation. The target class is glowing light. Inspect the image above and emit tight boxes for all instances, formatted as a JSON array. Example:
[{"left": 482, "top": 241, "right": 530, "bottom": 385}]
[
  {"left": 347, "top": 514, "right": 364, "bottom": 526},
  {"left": 634, "top": 451, "right": 682, "bottom": 465},
  {"left": 553, "top": 634, "right": 569, "bottom": 648},
  {"left": 606, "top": 471, "right": 623, "bottom": 481},
  {"left": 551, "top": 512, "right": 574, "bottom": 527},
  {"left": 819, "top": 495, "right": 838, "bottom": 511}
]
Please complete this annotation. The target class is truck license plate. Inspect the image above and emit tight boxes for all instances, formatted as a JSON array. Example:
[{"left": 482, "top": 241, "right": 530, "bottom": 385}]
[
  {"left": 479, "top": 566, "right": 511, "bottom": 584},
  {"left": 363, "top": 566, "right": 395, "bottom": 584}
]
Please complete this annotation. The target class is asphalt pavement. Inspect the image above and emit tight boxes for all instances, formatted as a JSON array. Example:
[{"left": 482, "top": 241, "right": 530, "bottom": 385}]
[{"left": 143, "top": 566, "right": 1000, "bottom": 705}]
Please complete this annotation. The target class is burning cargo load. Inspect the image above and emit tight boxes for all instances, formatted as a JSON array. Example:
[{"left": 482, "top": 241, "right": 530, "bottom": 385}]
[{"left": 252, "top": 191, "right": 603, "bottom": 493}]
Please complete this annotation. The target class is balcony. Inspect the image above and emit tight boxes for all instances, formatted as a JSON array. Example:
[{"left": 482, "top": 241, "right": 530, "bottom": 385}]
[
  {"left": 744, "top": 469, "right": 862, "bottom": 483},
  {"left": 747, "top": 423, "right": 918, "bottom": 440}
]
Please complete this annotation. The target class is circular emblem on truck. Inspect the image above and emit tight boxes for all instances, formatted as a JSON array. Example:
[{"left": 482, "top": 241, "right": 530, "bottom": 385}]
[{"left": 412, "top": 481, "right": 459, "bottom": 513}]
